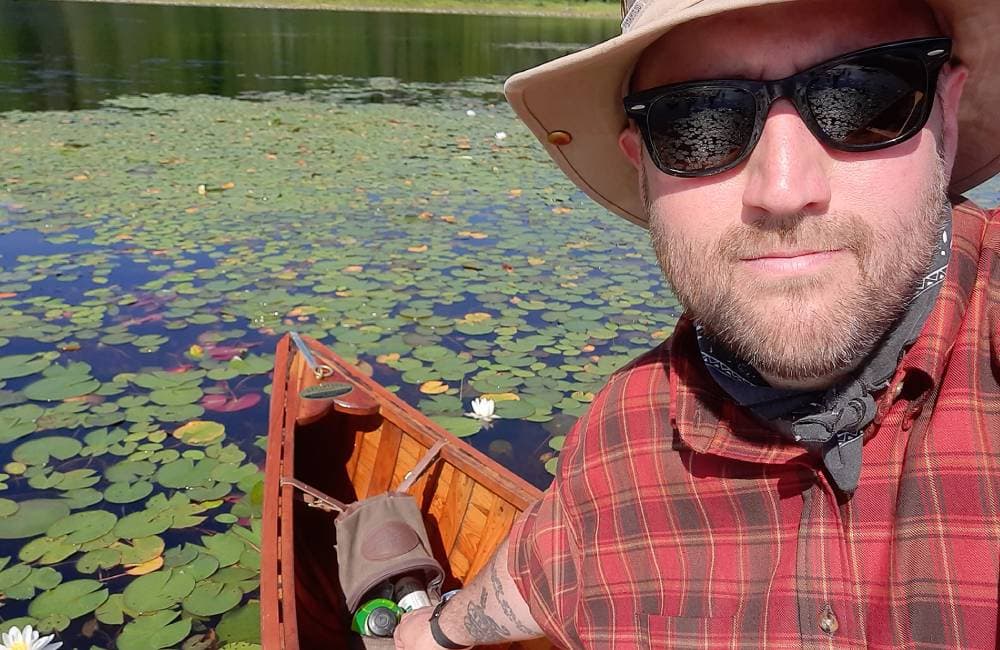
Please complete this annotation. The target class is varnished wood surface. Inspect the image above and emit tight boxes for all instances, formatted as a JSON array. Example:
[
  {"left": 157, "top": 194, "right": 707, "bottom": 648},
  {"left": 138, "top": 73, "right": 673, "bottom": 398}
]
[{"left": 261, "top": 334, "right": 551, "bottom": 649}]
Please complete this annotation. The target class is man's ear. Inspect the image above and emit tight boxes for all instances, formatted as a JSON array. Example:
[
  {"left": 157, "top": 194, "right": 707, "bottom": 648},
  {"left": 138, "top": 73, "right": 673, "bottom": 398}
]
[
  {"left": 618, "top": 124, "right": 644, "bottom": 170},
  {"left": 937, "top": 62, "right": 969, "bottom": 175}
]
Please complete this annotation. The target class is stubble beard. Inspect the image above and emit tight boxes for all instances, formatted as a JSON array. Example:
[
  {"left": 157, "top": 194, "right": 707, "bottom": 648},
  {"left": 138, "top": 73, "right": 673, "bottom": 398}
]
[{"left": 644, "top": 160, "right": 950, "bottom": 383}]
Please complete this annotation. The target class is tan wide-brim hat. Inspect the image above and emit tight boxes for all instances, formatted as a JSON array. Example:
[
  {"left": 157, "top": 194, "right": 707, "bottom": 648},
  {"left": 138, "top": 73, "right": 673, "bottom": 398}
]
[{"left": 505, "top": 0, "right": 1000, "bottom": 228}]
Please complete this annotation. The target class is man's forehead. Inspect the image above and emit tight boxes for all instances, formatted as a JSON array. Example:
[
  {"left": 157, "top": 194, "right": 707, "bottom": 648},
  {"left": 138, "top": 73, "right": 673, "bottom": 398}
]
[{"left": 631, "top": 0, "right": 941, "bottom": 91}]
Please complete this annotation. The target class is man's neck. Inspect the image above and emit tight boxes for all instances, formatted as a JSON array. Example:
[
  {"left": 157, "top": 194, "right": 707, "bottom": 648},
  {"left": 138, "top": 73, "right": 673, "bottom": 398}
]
[{"left": 757, "top": 358, "right": 863, "bottom": 392}]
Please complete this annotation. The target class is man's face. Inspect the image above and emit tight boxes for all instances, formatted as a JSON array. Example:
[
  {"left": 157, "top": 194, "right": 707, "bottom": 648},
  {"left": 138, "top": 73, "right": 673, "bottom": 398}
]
[{"left": 619, "top": 0, "right": 967, "bottom": 387}]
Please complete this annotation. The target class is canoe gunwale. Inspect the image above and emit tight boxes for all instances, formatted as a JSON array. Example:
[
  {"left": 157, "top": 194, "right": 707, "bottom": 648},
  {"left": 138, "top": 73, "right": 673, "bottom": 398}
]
[{"left": 260, "top": 333, "right": 294, "bottom": 650}]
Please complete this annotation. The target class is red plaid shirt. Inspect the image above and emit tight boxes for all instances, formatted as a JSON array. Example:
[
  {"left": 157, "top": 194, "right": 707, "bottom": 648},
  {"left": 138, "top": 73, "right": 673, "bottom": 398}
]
[{"left": 508, "top": 199, "right": 1000, "bottom": 649}]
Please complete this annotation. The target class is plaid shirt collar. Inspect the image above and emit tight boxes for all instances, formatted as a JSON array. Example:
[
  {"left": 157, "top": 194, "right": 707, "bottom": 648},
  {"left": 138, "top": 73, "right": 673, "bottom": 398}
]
[{"left": 667, "top": 199, "right": 987, "bottom": 466}]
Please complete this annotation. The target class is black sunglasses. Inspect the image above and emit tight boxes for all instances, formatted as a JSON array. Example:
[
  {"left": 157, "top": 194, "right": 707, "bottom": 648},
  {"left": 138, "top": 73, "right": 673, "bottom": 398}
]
[{"left": 623, "top": 37, "right": 952, "bottom": 177}]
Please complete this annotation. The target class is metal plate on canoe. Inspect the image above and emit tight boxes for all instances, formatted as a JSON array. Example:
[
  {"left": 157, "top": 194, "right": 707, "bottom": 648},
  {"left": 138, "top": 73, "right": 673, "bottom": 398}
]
[{"left": 300, "top": 382, "right": 354, "bottom": 400}]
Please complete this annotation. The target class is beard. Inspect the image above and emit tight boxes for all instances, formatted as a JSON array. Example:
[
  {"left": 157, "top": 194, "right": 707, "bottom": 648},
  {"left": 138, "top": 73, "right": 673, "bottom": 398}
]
[{"left": 645, "top": 159, "right": 950, "bottom": 383}]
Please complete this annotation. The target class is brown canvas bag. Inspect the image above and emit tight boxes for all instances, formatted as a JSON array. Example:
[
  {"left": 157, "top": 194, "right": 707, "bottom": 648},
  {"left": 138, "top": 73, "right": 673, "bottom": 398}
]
[
  {"left": 336, "top": 490, "right": 444, "bottom": 613},
  {"left": 284, "top": 441, "right": 447, "bottom": 646}
]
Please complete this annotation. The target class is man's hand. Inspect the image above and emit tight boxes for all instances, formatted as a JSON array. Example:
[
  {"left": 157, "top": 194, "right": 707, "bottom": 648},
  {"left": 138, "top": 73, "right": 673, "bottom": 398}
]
[
  {"left": 393, "top": 537, "right": 543, "bottom": 649},
  {"left": 393, "top": 606, "right": 443, "bottom": 650}
]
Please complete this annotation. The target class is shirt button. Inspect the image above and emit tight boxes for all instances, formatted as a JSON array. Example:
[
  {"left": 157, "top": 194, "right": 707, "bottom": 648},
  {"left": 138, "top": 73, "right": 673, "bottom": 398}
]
[{"left": 819, "top": 605, "right": 839, "bottom": 635}]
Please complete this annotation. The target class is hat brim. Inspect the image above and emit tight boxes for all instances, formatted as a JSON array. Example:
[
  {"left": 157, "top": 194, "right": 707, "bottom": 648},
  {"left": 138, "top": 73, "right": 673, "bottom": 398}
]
[{"left": 504, "top": 0, "right": 1000, "bottom": 228}]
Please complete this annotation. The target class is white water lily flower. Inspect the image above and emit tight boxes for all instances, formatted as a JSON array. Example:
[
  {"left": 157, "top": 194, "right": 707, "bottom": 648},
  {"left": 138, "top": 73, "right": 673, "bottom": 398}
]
[
  {"left": 465, "top": 397, "right": 498, "bottom": 423},
  {"left": 494, "top": 131, "right": 508, "bottom": 141},
  {"left": 0, "top": 625, "right": 63, "bottom": 650}
]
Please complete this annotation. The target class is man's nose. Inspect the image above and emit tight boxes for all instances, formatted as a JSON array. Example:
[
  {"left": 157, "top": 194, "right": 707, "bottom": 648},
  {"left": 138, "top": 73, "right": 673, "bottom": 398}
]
[{"left": 741, "top": 100, "right": 833, "bottom": 218}]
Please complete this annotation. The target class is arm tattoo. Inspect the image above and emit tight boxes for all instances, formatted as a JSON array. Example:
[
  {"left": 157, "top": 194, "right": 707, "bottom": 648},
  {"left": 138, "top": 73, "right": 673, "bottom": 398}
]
[
  {"left": 490, "top": 554, "right": 535, "bottom": 636},
  {"left": 464, "top": 586, "right": 510, "bottom": 642}
]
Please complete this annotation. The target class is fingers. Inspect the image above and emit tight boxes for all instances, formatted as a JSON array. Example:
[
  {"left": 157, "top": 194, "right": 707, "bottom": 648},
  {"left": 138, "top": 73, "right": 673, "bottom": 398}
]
[{"left": 393, "top": 607, "right": 437, "bottom": 650}]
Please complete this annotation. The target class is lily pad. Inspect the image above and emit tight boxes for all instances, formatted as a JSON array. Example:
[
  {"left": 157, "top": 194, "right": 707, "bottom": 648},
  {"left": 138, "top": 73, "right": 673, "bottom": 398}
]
[
  {"left": 455, "top": 320, "right": 495, "bottom": 336},
  {"left": 0, "top": 404, "right": 43, "bottom": 444},
  {"left": 113, "top": 508, "right": 174, "bottom": 539},
  {"left": 181, "top": 553, "right": 220, "bottom": 581},
  {"left": 0, "top": 499, "right": 72, "bottom": 539},
  {"left": 23, "top": 362, "right": 100, "bottom": 401},
  {"left": 228, "top": 354, "right": 273, "bottom": 375},
  {"left": 217, "top": 600, "right": 262, "bottom": 644},
  {"left": 182, "top": 580, "right": 243, "bottom": 616},
  {"left": 116, "top": 535, "right": 166, "bottom": 566},
  {"left": 186, "top": 481, "right": 233, "bottom": 502},
  {"left": 0, "top": 353, "right": 51, "bottom": 380},
  {"left": 0, "top": 498, "right": 18, "bottom": 517},
  {"left": 163, "top": 544, "right": 199, "bottom": 568},
  {"left": 173, "top": 420, "right": 226, "bottom": 446},
  {"left": 105, "top": 459, "right": 156, "bottom": 483},
  {"left": 157, "top": 457, "right": 218, "bottom": 490},
  {"left": 201, "top": 392, "right": 262, "bottom": 412},
  {"left": 428, "top": 415, "right": 482, "bottom": 438},
  {"left": 0, "top": 562, "right": 32, "bottom": 591},
  {"left": 494, "top": 399, "right": 537, "bottom": 419},
  {"left": 149, "top": 385, "right": 203, "bottom": 406},
  {"left": 12, "top": 436, "right": 83, "bottom": 466},
  {"left": 54, "top": 469, "right": 101, "bottom": 491},
  {"left": 18, "top": 535, "right": 80, "bottom": 564},
  {"left": 47, "top": 510, "right": 118, "bottom": 544},
  {"left": 28, "top": 578, "right": 109, "bottom": 620},
  {"left": 132, "top": 370, "right": 204, "bottom": 391},
  {"left": 117, "top": 610, "right": 192, "bottom": 650},
  {"left": 201, "top": 532, "right": 247, "bottom": 568},
  {"left": 105, "top": 480, "right": 154, "bottom": 504},
  {"left": 123, "top": 567, "right": 197, "bottom": 613},
  {"left": 77, "top": 547, "right": 122, "bottom": 573},
  {"left": 95, "top": 593, "right": 126, "bottom": 625},
  {"left": 61, "top": 487, "right": 104, "bottom": 510}
]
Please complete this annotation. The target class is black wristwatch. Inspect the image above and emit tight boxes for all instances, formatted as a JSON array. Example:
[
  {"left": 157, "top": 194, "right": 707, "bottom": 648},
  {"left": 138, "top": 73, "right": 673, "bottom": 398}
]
[{"left": 429, "top": 597, "right": 471, "bottom": 649}]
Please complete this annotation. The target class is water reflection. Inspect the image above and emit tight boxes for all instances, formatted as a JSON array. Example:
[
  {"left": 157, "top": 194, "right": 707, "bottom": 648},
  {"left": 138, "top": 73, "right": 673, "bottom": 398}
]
[{"left": 0, "top": 0, "right": 618, "bottom": 111}]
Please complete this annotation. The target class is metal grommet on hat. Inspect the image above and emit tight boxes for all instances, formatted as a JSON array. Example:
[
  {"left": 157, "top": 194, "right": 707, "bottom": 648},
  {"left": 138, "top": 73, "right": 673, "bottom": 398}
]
[{"left": 547, "top": 130, "right": 573, "bottom": 146}]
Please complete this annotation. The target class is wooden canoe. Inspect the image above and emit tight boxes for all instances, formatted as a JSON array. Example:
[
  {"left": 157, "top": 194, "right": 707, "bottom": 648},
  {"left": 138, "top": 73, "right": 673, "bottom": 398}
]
[{"left": 260, "top": 333, "right": 553, "bottom": 649}]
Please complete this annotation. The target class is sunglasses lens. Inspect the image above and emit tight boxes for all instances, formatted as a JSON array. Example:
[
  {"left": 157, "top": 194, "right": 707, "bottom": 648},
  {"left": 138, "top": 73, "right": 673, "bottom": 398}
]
[
  {"left": 647, "top": 87, "right": 757, "bottom": 173},
  {"left": 806, "top": 55, "right": 928, "bottom": 147}
]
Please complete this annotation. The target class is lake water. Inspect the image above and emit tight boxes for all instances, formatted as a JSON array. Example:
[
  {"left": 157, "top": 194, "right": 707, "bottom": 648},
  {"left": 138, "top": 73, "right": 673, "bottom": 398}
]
[
  {"left": 0, "top": 0, "right": 618, "bottom": 110},
  {"left": 0, "top": 3, "right": 997, "bottom": 647}
]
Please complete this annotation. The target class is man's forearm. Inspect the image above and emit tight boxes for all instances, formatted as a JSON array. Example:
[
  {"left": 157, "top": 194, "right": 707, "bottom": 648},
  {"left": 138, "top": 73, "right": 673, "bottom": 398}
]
[{"left": 436, "top": 537, "right": 544, "bottom": 646}]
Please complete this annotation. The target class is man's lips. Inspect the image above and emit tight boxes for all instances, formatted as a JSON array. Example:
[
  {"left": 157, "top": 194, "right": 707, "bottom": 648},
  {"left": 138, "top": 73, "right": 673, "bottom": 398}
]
[{"left": 739, "top": 249, "right": 845, "bottom": 273}]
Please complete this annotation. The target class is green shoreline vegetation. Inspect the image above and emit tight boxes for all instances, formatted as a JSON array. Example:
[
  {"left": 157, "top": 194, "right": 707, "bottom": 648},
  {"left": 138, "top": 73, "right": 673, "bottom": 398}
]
[{"left": 74, "top": 0, "right": 621, "bottom": 19}]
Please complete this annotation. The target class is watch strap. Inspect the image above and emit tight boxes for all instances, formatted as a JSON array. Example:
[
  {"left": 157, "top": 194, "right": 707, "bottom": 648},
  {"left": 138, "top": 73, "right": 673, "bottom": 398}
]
[{"left": 429, "top": 598, "right": 470, "bottom": 650}]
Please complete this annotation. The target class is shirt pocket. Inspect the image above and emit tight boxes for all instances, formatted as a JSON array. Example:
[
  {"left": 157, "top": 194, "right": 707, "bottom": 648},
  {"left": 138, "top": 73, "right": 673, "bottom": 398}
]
[{"left": 636, "top": 613, "right": 736, "bottom": 649}]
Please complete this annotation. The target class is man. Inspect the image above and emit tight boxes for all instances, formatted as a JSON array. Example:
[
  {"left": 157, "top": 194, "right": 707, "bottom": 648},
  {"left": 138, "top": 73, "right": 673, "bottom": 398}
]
[{"left": 397, "top": 0, "right": 1000, "bottom": 647}]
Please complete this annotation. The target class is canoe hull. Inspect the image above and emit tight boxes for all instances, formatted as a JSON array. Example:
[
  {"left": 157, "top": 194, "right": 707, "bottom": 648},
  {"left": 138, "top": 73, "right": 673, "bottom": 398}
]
[{"left": 261, "top": 334, "right": 551, "bottom": 649}]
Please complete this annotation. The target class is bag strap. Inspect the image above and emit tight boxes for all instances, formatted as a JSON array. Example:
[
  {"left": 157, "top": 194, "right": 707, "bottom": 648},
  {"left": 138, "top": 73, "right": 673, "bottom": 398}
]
[
  {"left": 279, "top": 440, "right": 445, "bottom": 512},
  {"left": 397, "top": 440, "right": 447, "bottom": 493},
  {"left": 281, "top": 477, "right": 348, "bottom": 513}
]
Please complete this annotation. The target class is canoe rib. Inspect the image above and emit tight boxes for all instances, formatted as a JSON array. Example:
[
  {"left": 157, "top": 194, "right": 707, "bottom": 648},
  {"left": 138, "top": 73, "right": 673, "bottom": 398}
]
[{"left": 261, "top": 334, "right": 550, "bottom": 649}]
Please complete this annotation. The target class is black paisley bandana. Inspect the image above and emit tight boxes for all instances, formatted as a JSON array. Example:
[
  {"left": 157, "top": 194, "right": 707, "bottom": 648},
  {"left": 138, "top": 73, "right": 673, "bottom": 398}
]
[{"left": 697, "top": 212, "right": 952, "bottom": 494}]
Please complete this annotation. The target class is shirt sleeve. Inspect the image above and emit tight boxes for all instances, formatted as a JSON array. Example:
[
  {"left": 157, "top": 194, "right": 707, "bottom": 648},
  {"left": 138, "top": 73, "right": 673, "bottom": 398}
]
[{"left": 506, "top": 480, "right": 582, "bottom": 649}]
